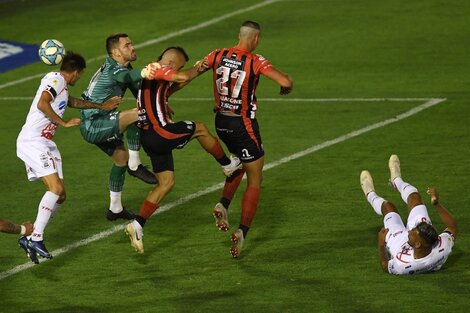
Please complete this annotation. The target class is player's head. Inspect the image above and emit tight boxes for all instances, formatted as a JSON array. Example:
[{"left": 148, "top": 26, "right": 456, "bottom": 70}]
[
  {"left": 408, "top": 222, "right": 439, "bottom": 249},
  {"left": 106, "top": 33, "right": 137, "bottom": 64},
  {"left": 239, "top": 20, "right": 261, "bottom": 51},
  {"left": 157, "top": 46, "right": 189, "bottom": 70},
  {"left": 60, "top": 51, "right": 86, "bottom": 86}
]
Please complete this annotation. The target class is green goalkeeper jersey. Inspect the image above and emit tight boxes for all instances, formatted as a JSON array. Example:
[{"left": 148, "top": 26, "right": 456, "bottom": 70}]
[{"left": 80, "top": 56, "right": 142, "bottom": 119}]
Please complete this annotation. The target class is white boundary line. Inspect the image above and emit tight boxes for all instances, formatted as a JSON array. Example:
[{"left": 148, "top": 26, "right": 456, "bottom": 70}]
[
  {"left": 0, "top": 97, "right": 446, "bottom": 281},
  {"left": 0, "top": 0, "right": 280, "bottom": 91}
]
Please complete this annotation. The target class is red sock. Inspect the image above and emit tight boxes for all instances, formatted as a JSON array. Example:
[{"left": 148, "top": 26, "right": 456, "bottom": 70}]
[
  {"left": 208, "top": 138, "right": 226, "bottom": 161},
  {"left": 222, "top": 169, "right": 245, "bottom": 201},
  {"left": 139, "top": 200, "right": 159, "bottom": 219},
  {"left": 240, "top": 186, "right": 260, "bottom": 227}
]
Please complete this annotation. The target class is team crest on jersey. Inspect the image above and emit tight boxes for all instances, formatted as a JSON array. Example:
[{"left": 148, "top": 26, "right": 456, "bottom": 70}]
[{"left": 51, "top": 79, "right": 58, "bottom": 85}]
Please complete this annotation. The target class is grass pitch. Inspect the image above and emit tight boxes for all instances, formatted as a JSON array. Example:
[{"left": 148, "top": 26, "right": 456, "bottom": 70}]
[{"left": 0, "top": 0, "right": 469, "bottom": 312}]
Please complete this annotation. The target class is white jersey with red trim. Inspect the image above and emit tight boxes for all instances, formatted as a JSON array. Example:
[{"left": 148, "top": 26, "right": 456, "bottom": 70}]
[
  {"left": 388, "top": 232, "right": 454, "bottom": 275},
  {"left": 18, "top": 72, "right": 68, "bottom": 141}
]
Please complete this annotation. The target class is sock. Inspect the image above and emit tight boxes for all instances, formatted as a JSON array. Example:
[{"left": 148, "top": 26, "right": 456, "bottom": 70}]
[
  {"left": 31, "top": 191, "right": 60, "bottom": 241},
  {"left": 240, "top": 186, "right": 260, "bottom": 229},
  {"left": 393, "top": 177, "right": 418, "bottom": 204},
  {"left": 109, "top": 164, "right": 126, "bottom": 192},
  {"left": 109, "top": 191, "right": 123, "bottom": 213},
  {"left": 208, "top": 138, "right": 230, "bottom": 166},
  {"left": 127, "top": 123, "right": 142, "bottom": 170},
  {"left": 239, "top": 224, "right": 250, "bottom": 238},
  {"left": 128, "top": 150, "right": 141, "bottom": 171},
  {"left": 137, "top": 200, "right": 159, "bottom": 226},
  {"left": 367, "top": 192, "right": 385, "bottom": 215},
  {"left": 49, "top": 202, "right": 62, "bottom": 221},
  {"left": 220, "top": 169, "right": 245, "bottom": 209}
]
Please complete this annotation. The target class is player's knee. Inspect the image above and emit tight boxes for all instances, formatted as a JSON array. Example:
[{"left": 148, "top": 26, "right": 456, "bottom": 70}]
[
  {"left": 407, "top": 192, "right": 423, "bottom": 209},
  {"left": 381, "top": 201, "right": 398, "bottom": 215},
  {"left": 195, "top": 122, "right": 209, "bottom": 135}
]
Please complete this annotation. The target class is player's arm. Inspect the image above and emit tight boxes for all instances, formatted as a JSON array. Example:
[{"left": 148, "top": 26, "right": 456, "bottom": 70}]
[
  {"left": 263, "top": 68, "right": 293, "bottom": 95},
  {"left": 68, "top": 96, "right": 121, "bottom": 111},
  {"left": 378, "top": 228, "right": 390, "bottom": 273},
  {"left": 168, "top": 63, "right": 205, "bottom": 95},
  {"left": 114, "top": 62, "right": 161, "bottom": 84},
  {"left": 37, "top": 91, "right": 80, "bottom": 128},
  {"left": 0, "top": 219, "right": 33, "bottom": 235},
  {"left": 427, "top": 187, "right": 458, "bottom": 238}
]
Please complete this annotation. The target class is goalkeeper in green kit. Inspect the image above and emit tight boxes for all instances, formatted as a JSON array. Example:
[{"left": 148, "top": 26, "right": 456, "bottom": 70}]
[{"left": 80, "top": 33, "right": 159, "bottom": 221}]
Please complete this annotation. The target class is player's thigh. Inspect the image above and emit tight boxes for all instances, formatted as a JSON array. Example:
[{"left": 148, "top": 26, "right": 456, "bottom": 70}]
[
  {"left": 215, "top": 114, "right": 264, "bottom": 162},
  {"left": 17, "top": 140, "right": 63, "bottom": 181},
  {"left": 383, "top": 212, "right": 408, "bottom": 255},
  {"left": 41, "top": 172, "right": 65, "bottom": 195},
  {"left": 80, "top": 112, "right": 121, "bottom": 144},
  {"left": 243, "top": 156, "right": 264, "bottom": 188},
  {"left": 406, "top": 204, "right": 432, "bottom": 229},
  {"left": 119, "top": 108, "right": 138, "bottom": 134}
]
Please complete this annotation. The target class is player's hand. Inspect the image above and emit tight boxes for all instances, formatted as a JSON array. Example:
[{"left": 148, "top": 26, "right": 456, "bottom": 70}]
[
  {"left": 21, "top": 222, "right": 34, "bottom": 236},
  {"left": 63, "top": 118, "right": 81, "bottom": 128},
  {"left": 194, "top": 58, "right": 209, "bottom": 72},
  {"left": 378, "top": 227, "right": 389, "bottom": 244},
  {"left": 427, "top": 187, "right": 439, "bottom": 205},
  {"left": 141, "top": 62, "right": 161, "bottom": 79},
  {"left": 101, "top": 96, "right": 122, "bottom": 111},
  {"left": 279, "top": 75, "right": 293, "bottom": 96}
]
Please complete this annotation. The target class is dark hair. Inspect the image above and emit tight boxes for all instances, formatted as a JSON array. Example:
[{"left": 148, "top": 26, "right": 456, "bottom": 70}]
[
  {"left": 416, "top": 222, "right": 438, "bottom": 247},
  {"left": 106, "top": 33, "right": 128, "bottom": 55},
  {"left": 60, "top": 51, "right": 86, "bottom": 72},
  {"left": 157, "top": 46, "right": 189, "bottom": 62},
  {"left": 241, "top": 20, "right": 261, "bottom": 30}
]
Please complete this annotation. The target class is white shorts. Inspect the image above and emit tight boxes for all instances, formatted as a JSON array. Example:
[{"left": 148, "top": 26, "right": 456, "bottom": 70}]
[
  {"left": 384, "top": 205, "right": 432, "bottom": 256},
  {"left": 17, "top": 138, "right": 63, "bottom": 181}
]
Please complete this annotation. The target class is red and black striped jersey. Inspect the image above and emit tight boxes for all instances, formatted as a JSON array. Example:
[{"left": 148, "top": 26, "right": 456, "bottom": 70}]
[
  {"left": 205, "top": 46, "right": 273, "bottom": 119},
  {"left": 136, "top": 66, "right": 176, "bottom": 133}
]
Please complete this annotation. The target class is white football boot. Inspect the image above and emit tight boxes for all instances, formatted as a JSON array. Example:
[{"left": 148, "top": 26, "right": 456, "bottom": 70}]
[
  {"left": 213, "top": 202, "right": 229, "bottom": 232},
  {"left": 388, "top": 154, "right": 401, "bottom": 188},
  {"left": 222, "top": 156, "right": 243, "bottom": 177},
  {"left": 360, "top": 170, "right": 375, "bottom": 197},
  {"left": 125, "top": 220, "right": 144, "bottom": 254}
]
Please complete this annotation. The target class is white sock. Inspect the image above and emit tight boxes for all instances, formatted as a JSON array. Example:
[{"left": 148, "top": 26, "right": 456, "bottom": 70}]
[
  {"left": 393, "top": 177, "right": 418, "bottom": 204},
  {"left": 128, "top": 150, "right": 141, "bottom": 171},
  {"left": 109, "top": 191, "right": 124, "bottom": 213},
  {"left": 367, "top": 192, "right": 385, "bottom": 216},
  {"left": 49, "top": 202, "right": 62, "bottom": 222},
  {"left": 31, "top": 191, "right": 60, "bottom": 242}
]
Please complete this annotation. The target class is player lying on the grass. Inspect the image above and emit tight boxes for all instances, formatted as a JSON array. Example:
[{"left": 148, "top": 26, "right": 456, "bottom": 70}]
[
  {"left": 360, "top": 155, "right": 458, "bottom": 275},
  {"left": 196, "top": 20, "right": 293, "bottom": 258},
  {"left": 0, "top": 219, "right": 33, "bottom": 236},
  {"left": 124, "top": 46, "right": 241, "bottom": 254},
  {"left": 80, "top": 33, "right": 161, "bottom": 222},
  {"left": 17, "top": 51, "right": 121, "bottom": 264}
]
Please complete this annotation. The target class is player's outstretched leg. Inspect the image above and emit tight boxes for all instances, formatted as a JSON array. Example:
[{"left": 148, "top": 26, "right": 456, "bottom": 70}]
[
  {"left": 18, "top": 236, "right": 39, "bottom": 264},
  {"left": 388, "top": 155, "right": 420, "bottom": 206}
]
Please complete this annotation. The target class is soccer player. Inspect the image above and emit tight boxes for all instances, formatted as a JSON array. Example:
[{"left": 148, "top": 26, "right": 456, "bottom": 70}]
[
  {"left": 124, "top": 47, "right": 241, "bottom": 254},
  {"left": 80, "top": 33, "right": 160, "bottom": 221},
  {"left": 360, "top": 155, "right": 458, "bottom": 274},
  {"left": 0, "top": 219, "right": 33, "bottom": 236},
  {"left": 17, "top": 51, "right": 121, "bottom": 264},
  {"left": 197, "top": 20, "right": 293, "bottom": 257}
]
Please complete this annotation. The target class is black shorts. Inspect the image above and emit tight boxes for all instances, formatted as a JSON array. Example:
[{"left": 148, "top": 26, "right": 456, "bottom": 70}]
[
  {"left": 215, "top": 112, "right": 264, "bottom": 163},
  {"left": 140, "top": 120, "right": 196, "bottom": 173}
]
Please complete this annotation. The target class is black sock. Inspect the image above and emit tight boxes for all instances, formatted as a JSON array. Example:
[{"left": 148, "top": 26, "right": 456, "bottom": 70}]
[
  {"left": 136, "top": 215, "right": 146, "bottom": 227},
  {"left": 220, "top": 197, "right": 231, "bottom": 209},
  {"left": 239, "top": 224, "right": 249, "bottom": 238},
  {"left": 218, "top": 156, "right": 231, "bottom": 166}
]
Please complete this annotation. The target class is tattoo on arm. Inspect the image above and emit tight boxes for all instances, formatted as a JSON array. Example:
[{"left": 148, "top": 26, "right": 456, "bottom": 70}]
[{"left": 68, "top": 97, "right": 98, "bottom": 109}]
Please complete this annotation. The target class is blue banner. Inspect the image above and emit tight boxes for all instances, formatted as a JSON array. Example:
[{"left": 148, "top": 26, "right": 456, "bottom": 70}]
[{"left": 0, "top": 40, "right": 39, "bottom": 73}]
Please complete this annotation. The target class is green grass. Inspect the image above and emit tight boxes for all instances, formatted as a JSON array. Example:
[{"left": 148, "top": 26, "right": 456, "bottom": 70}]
[{"left": 1, "top": 0, "right": 470, "bottom": 312}]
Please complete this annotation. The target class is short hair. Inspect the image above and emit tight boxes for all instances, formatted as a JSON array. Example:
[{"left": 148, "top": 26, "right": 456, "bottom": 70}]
[
  {"left": 157, "top": 46, "right": 189, "bottom": 62},
  {"left": 106, "top": 33, "right": 129, "bottom": 55},
  {"left": 416, "top": 222, "right": 438, "bottom": 247},
  {"left": 241, "top": 20, "right": 261, "bottom": 31},
  {"left": 60, "top": 51, "right": 86, "bottom": 72}
]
